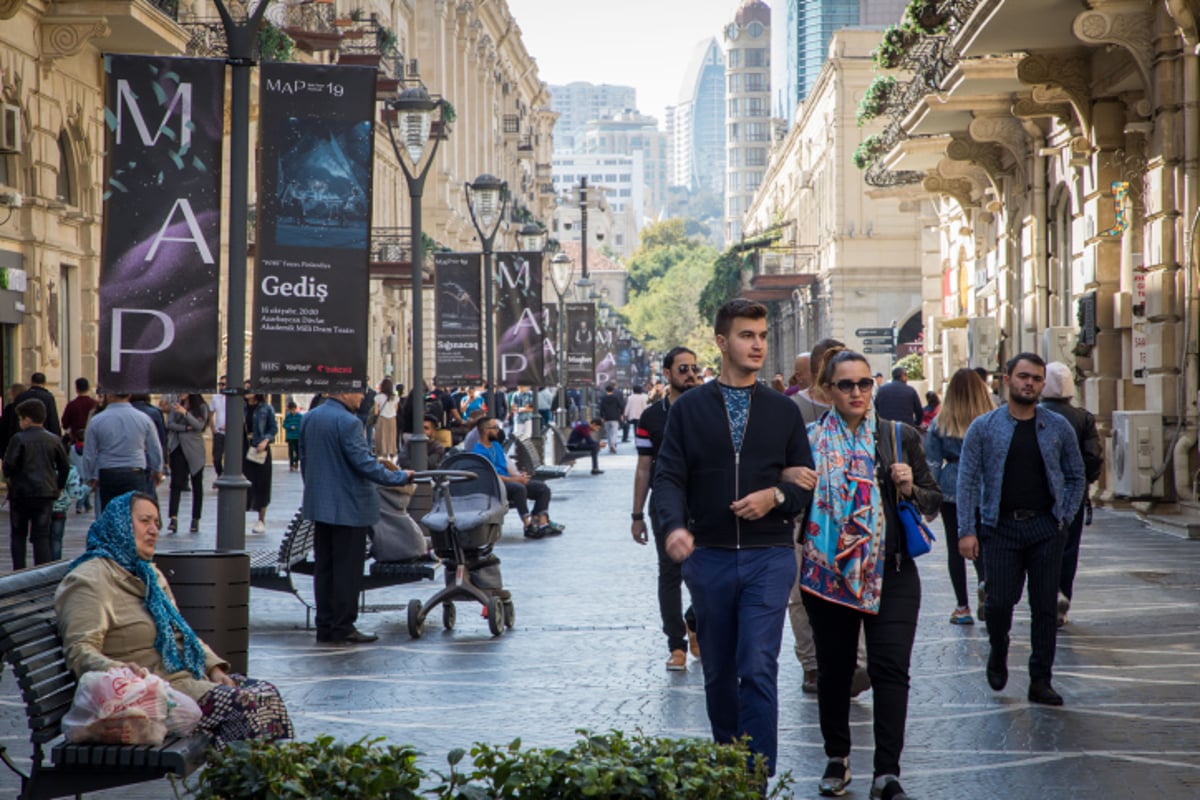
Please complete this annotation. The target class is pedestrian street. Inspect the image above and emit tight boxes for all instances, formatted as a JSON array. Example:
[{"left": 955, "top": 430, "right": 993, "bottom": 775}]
[{"left": 0, "top": 448, "right": 1196, "bottom": 798}]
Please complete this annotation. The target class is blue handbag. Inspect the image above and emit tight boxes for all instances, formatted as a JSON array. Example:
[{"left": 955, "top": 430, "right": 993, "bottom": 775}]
[{"left": 892, "top": 422, "right": 935, "bottom": 558}]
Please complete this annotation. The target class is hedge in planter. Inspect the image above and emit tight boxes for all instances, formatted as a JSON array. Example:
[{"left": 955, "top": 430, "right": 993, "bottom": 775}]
[
  {"left": 853, "top": 134, "right": 887, "bottom": 170},
  {"left": 905, "top": 0, "right": 950, "bottom": 34},
  {"left": 872, "top": 24, "right": 917, "bottom": 70},
  {"left": 857, "top": 75, "right": 898, "bottom": 125}
]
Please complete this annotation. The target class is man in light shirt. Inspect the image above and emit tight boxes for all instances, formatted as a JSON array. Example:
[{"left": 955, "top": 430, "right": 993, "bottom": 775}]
[
  {"left": 210, "top": 375, "right": 227, "bottom": 478},
  {"left": 81, "top": 393, "right": 163, "bottom": 511}
]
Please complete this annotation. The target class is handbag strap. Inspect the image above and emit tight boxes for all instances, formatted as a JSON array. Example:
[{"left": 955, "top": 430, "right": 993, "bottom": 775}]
[{"left": 892, "top": 421, "right": 901, "bottom": 466}]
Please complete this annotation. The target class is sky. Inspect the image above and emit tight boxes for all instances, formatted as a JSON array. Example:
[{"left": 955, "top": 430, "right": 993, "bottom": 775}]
[{"left": 505, "top": 0, "right": 741, "bottom": 124}]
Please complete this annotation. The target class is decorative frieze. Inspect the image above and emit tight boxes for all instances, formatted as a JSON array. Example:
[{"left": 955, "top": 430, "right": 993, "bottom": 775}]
[
  {"left": 0, "top": 0, "right": 28, "bottom": 21},
  {"left": 1073, "top": 5, "right": 1153, "bottom": 117},
  {"left": 39, "top": 16, "right": 110, "bottom": 64},
  {"left": 1017, "top": 54, "right": 1093, "bottom": 136}
]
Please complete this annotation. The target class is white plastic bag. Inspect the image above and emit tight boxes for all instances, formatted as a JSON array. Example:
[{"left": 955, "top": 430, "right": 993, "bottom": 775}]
[{"left": 62, "top": 666, "right": 202, "bottom": 744}]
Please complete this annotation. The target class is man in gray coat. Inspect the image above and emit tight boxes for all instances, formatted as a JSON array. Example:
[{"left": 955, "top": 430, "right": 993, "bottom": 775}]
[{"left": 300, "top": 390, "right": 412, "bottom": 645}]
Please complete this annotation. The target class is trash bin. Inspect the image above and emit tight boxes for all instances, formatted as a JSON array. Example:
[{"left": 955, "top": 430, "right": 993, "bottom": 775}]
[{"left": 155, "top": 550, "right": 250, "bottom": 675}]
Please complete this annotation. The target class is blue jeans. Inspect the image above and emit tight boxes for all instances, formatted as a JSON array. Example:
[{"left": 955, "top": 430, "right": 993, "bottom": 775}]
[
  {"left": 50, "top": 511, "right": 66, "bottom": 561},
  {"left": 682, "top": 545, "right": 796, "bottom": 776}
]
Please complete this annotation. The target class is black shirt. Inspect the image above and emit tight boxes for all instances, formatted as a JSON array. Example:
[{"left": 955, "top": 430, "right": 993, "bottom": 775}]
[
  {"left": 1000, "top": 416, "right": 1053, "bottom": 514},
  {"left": 636, "top": 397, "right": 671, "bottom": 464}
]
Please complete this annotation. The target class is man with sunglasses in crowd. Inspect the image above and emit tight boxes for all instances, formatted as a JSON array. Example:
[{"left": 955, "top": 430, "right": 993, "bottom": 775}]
[
  {"left": 473, "top": 415, "right": 562, "bottom": 539},
  {"left": 631, "top": 346, "right": 701, "bottom": 671}
]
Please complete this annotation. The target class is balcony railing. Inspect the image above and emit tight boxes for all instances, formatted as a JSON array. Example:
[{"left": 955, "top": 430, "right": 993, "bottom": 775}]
[
  {"left": 282, "top": 0, "right": 336, "bottom": 34},
  {"left": 370, "top": 227, "right": 413, "bottom": 264},
  {"left": 150, "top": 0, "right": 180, "bottom": 20},
  {"left": 181, "top": 19, "right": 227, "bottom": 57}
]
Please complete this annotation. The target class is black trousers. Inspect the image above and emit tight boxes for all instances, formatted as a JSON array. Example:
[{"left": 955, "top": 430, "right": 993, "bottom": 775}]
[
  {"left": 650, "top": 502, "right": 689, "bottom": 653},
  {"left": 505, "top": 479, "right": 550, "bottom": 518},
  {"left": 212, "top": 432, "right": 225, "bottom": 476},
  {"left": 568, "top": 441, "right": 600, "bottom": 471},
  {"left": 803, "top": 557, "right": 921, "bottom": 779},
  {"left": 1059, "top": 501, "right": 1086, "bottom": 600},
  {"left": 97, "top": 468, "right": 148, "bottom": 512},
  {"left": 980, "top": 514, "right": 1066, "bottom": 682},
  {"left": 9, "top": 497, "right": 54, "bottom": 570},
  {"left": 168, "top": 448, "right": 203, "bottom": 522},
  {"left": 313, "top": 522, "right": 368, "bottom": 641},
  {"left": 940, "top": 501, "right": 985, "bottom": 609}
]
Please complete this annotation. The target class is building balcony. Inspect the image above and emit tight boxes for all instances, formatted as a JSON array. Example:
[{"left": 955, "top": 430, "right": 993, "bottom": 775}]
[
  {"left": 368, "top": 227, "right": 414, "bottom": 281},
  {"left": 51, "top": 0, "right": 190, "bottom": 54},
  {"left": 280, "top": 0, "right": 342, "bottom": 52}
]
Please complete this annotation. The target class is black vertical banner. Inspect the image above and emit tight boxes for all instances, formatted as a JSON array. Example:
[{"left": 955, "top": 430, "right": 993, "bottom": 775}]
[
  {"left": 434, "top": 252, "right": 482, "bottom": 383},
  {"left": 252, "top": 63, "right": 376, "bottom": 393},
  {"left": 565, "top": 303, "right": 595, "bottom": 385},
  {"left": 542, "top": 306, "right": 558, "bottom": 385},
  {"left": 495, "top": 252, "right": 544, "bottom": 386},
  {"left": 99, "top": 55, "right": 225, "bottom": 392},
  {"left": 616, "top": 337, "right": 632, "bottom": 385},
  {"left": 595, "top": 325, "right": 615, "bottom": 387}
]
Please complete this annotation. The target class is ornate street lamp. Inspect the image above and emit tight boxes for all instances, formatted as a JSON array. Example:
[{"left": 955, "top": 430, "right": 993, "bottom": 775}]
[
  {"left": 517, "top": 221, "right": 547, "bottom": 253},
  {"left": 549, "top": 251, "right": 575, "bottom": 427},
  {"left": 465, "top": 174, "right": 509, "bottom": 415},
  {"left": 383, "top": 77, "right": 450, "bottom": 471}
]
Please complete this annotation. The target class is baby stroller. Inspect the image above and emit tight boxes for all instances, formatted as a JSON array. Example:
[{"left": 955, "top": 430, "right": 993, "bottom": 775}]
[{"left": 406, "top": 451, "right": 513, "bottom": 637}]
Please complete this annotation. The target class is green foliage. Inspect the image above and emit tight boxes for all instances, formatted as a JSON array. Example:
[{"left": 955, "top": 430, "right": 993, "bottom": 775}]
[
  {"left": 904, "top": 0, "right": 950, "bottom": 34},
  {"left": 377, "top": 26, "right": 399, "bottom": 56},
  {"left": 185, "top": 735, "right": 425, "bottom": 799},
  {"left": 440, "top": 100, "right": 458, "bottom": 124},
  {"left": 697, "top": 248, "right": 752, "bottom": 325},
  {"left": 856, "top": 75, "right": 897, "bottom": 126},
  {"left": 853, "top": 134, "right": 887, "bottom": 170},
  {"left": 257, "top": 21, "right": 295, "bottom": 62},
  {"left": 871, "top": 24, "right": 916, "bottom": 70},
  {"left": 896, "top": 352, "right": 924, "bottom": 380},
  {"left": 431, "top": 730, "right": 791, "bottom": 800}
]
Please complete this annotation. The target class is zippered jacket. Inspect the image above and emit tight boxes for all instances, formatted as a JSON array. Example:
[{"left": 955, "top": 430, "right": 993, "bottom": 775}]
[{"left": 653, "top": 380, "right": 814, "bottom": 549}]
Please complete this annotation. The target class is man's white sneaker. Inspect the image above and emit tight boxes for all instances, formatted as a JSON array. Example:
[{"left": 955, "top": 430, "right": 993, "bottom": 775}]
[{"left": 252, "top": 520, "right": 266, "bottom": 534}]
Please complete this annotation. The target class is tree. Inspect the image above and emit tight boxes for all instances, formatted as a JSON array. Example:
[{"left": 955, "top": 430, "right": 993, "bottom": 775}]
[{"left": 627, "top": 218, "right": 714, "bottom": 295}]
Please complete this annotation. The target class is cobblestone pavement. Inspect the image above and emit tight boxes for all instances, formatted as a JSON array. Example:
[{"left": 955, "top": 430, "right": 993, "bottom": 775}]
[{"left": 0, "top": 444, "right": 1197, "bottom": 797}]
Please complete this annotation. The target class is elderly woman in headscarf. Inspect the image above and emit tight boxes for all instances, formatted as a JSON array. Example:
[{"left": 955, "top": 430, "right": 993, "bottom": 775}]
[{"left": 54, "top": 491, "right": 293, "bottom": 748}]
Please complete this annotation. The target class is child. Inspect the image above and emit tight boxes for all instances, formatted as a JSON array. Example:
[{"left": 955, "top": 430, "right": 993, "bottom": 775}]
[
  {"left": 68, "top": 435, "right": 92, "bottom": 513},
  {"left": 2, "top": 398, "right": 70, "bottom": 569},
  {"left": 283, "top": 401, "right": 302, "bottom": 472},
  {"left": 50, "top": 463, "right": 86, "bottom": 561}
]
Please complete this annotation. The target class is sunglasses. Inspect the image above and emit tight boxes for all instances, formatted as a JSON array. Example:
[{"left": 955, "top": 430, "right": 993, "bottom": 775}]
[
  {"left": 833, "top": 378, "right": 875, "bottom": 394},
  {"left": 675, "top": 364, "right": 702, "bottom": 374}
]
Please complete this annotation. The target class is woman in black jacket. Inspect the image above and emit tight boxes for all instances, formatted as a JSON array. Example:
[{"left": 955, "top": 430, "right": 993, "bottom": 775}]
[{"left": 793, "top": 349, "right": 940, "bottom": 800}]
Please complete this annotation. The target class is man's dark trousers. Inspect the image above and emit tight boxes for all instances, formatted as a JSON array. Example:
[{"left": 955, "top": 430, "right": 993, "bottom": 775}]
[
  {"left": 212, "top": 432, "right": 225, "bottom": 476},
  {"left": 9, "top": 497, "right": 54, "bottom": 570},
  {"left": 313, "top": 522, "right": 368, "bottom": 641},
  {"left": 568, "top": 440, "right": 600, "bottom": 471},
  {"left": 682, "top": 545, "right": 795, "bottom": 775},
  {"left": 97, "top": 468, "right": 147, "bottom": 512},
  {"left": 650, "top": 504, "right": 688, "bottom": 653},
  {"left": 981, "top": 513, "right": 1066, "bottom": 681},
  {"left": 1059, "top": 501, "right": 1086, "bottom": 600}
]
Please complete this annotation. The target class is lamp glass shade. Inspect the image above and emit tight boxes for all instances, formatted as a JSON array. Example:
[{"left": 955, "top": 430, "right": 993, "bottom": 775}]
[
  {"left": 517, "top": 223, "right": 546, "bottom": 252},
  {"left": 549, "top": 252, "right": 573, "bottom": 296},
  {"left": 468, "top": 174, "right": 505, "bottom": 231},
  {"left": 393, "top": 87, "right": 436, "bottom": 165}
]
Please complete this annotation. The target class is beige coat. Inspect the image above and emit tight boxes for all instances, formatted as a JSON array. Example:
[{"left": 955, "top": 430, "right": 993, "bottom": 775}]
[{"left": 54, "top": 558, "right": 228, "bottom": 701}]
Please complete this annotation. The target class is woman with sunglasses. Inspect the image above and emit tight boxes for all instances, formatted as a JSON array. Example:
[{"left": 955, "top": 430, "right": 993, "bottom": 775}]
[{"left": 791, "top": 348, "right": 940, "bottom": 800}]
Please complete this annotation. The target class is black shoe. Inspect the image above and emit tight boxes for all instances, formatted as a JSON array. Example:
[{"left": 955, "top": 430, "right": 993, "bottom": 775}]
[
  {"left": 167, "top": 518, "right": 178, "bottom": 533},
  {"left": 987, "top": 643, "right": 1008, "bottom": 691},
  {"left": 870, "top": 775, "right": 908, "bottom": 800},
  {"left": 189, "top": 519, "right": 200, "bottom": 534},
  {"left": 524, "top": 524, "right": 546, "bottom": 539},
  {"left": 1028, "top": 680, "right": 1063, "bottom": 706},
  {"left": 851, "top": 666, "right": 871, "bottom": 698},
  {"left": 818, "top": 758, "right": 851, "bottom": 796},
  {"left": 340, "top": 628, "right": 379, "bottom": 644},
  {"left": 591, "top": 469, "right": 604, "bottom": 475},
  {"left": 802, "top": 668, "right": 818, "bottom": 694}
]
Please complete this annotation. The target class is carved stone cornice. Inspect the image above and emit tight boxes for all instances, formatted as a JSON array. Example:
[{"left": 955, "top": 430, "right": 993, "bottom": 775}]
[
  {"left": 968, "top": 115, "right": 1029, "bottom": 189},
  {"left": 1073, "top": 4, "right": 1153, "bottom": 117},
  {"left": 40, "top": 15, "right": 110, "bottom": 62},
  {"left": 946, "top": 136, "right": 1008, "bottom": 196},
  {"left": 1017, "top": 54, "right": 1092, "bottom": 135},
  {"left": 1012, "top": 95, "right": 1073, "bottom": 127},
  {"left": 1166, "top": 0, "right": 1200, "bottom": 49},
  {"left": 0, "top": 0, "right": 28, "bottom": 21},
  {"left": 922, "top": 175, "right": 978, "bottom": 212}
]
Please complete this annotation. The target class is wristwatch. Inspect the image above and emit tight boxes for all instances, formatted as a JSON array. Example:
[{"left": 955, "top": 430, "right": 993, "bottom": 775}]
[
  {"left": 773, "top": 487, "right": 785, "bottom": 507},
  {"left": 631, "top": 512, "right": 645, "bottom": 521}
]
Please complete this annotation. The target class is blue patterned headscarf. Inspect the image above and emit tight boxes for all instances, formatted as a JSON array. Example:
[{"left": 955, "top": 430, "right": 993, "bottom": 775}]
[{"left": 68, "top": 492, "right": 207, "bottom": 679}]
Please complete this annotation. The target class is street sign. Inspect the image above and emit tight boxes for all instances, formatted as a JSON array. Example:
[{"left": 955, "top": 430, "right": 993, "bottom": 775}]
[
  {"left": 863, "top": 346, "right": 895, "bottom": 355},
  {"left": 862, "top": 337, "right": 894, "bottom": 346},
  {"left": 855, "top": 327, "right": 893, "bottom": 338}
]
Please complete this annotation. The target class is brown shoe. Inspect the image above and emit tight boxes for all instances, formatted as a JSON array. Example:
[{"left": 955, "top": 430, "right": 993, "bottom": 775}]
[
  {"left": 802, "top": 668, "right": 819, "bottom": 694},
  {"left": 666, "top": 650, "right": 687, "bottom": 671},
  {"left": 687, "top": 623, "right": 701, "bottom": 659}
]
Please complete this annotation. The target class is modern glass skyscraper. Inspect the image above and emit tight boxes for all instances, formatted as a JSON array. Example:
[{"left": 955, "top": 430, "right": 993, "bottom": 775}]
[{"left": 667, "top": 38, "right": 726, "bottom": 196}]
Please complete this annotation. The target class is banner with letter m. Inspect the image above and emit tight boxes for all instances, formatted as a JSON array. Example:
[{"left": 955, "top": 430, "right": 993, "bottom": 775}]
[{"left": 98, "top": 54, "right": 225, "bottom": 393}]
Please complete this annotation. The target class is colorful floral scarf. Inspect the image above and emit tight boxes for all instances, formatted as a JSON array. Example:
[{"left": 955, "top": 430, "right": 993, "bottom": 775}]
[
  {"left": 68, "top": 492, "right": 207, "bottom": 679},
  {"left": 799, "top": 407, "right": 887, "bottom": 613}
]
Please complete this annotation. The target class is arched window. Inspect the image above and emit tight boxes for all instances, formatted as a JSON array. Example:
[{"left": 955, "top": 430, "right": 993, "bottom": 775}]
[{"left": 56, "top": 130, "right": 76, "bottom": 205}]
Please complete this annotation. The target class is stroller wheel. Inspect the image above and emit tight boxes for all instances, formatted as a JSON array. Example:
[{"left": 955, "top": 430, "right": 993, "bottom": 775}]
[
  {"left": 442, "top": 602, "right": 456, "bottom": 631},
  {"left": 503, "top": 599, "right": 515, "bottom": 629},
  {"left": 486, "top": 596, "right": 505, "bottom": 637},
  {"left": 407, "top": 598, "right": 425, "bottom": 639}
]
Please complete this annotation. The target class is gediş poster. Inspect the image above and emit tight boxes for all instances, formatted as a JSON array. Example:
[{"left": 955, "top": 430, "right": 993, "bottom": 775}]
[
  {"left": 565, "top": 303, "right": 595, "bottom": 386},
  {"left": 251, "top": 62, "right": 376, "bottom": 392},
  {"left": 98, "top": 54, "right": 225, "bottom": 392},
  {"left": 434, "top": 252, "right": 483, "bottom": 384},
  {"left": 494, "top": 252, "right": 544, "bottom": 386}
]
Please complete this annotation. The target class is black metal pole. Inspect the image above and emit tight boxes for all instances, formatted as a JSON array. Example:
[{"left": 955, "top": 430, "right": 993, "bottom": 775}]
[
  {"left": 213, "top": 0, "right": 267, "bottom": 551},
  {"left": 580, "top": 177, "right": 589, "bottom": 283},
  {"left": 408, "top": 179, "right": 428, "bottom": 470},
  {"left": 482, "top": 245, "right": 494, "bottom": 415}
]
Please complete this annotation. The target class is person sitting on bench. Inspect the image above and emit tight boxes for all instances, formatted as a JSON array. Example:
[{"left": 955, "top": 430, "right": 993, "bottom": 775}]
[
  {"left": 568, "top": 418, "right": 605, "bottom": 475},
  {"left": 472, "top": 416, "right": 564, "bottom": 540},
  {"left": 55, "top": 491, "right": 294, "bottom": 748}
]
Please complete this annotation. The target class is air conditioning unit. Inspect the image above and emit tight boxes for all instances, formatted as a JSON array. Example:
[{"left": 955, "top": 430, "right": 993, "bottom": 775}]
[
  {"left": 942, "top": 328, "right": 968, "bottom": 377},
  {"left": 0, "top": 104, "right": 20, "bottom": 154},
  {"left": 1043, "top": 326, "right": 1076, "bottom": 371},
  {"left": 967, "top": 317, "right": 999, "bottom": 370},
  {"left": 1111, "top": 410, "right": 1164, "bottom": 498}
]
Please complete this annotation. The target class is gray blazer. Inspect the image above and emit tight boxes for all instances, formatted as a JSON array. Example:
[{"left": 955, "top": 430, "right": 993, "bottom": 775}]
[{"left": 166, "top": 402, "right": 209, "bottom": 476}]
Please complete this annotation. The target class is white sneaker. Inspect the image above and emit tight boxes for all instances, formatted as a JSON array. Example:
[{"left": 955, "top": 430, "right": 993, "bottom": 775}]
[{"left": 252, "top": 520, "right": 266, "bottom": 534}]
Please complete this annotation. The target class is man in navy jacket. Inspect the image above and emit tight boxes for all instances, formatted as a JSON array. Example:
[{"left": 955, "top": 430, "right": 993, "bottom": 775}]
[
  {"left": 654, "top": 298, "right": 814, "bottom": 776},
  {"left": 301, "top": 390, "right": 411, "bottom": 645}
]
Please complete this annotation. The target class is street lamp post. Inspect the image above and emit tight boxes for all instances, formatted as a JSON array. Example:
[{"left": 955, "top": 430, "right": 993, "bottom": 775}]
[
  {"left": 465, "top": 174, "right": 509, "bottom": 418},
  {"left": 549, "top": 251, "right": 574, "bottom": 429},
  {"left": 383, "top": 78, "right": 449, "bottom": 471},
  {"left": 212, "top": 0, "right": 270, "bottom": 551}
]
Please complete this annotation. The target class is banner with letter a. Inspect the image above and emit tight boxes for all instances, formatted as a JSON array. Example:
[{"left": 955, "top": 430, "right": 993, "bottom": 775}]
[
  {"left": 98, "top": 54, "right": 225, "bottom": 393},
  {"left": 565, "top": 303, "right": 595, "bottom": 386},
  {"left": 251, "top": 62, "right": 376, "bottom": 393},
  {"left": 494, "top": 252, "right": 544, "bottom": 386},
  {"left": 434, "top": 252, "right": 483, "bottom": 384}
]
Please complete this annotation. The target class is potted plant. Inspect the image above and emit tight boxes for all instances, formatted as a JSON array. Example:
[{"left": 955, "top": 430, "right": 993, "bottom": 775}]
[
  {"left": 905, "top": 0, "right": 950, "bottom": 34},
  {"left": 376, "top": 25, "right": 399, "bottom": 56},
  {"left": 856, "top": 74, "right": 898, "bottom": 125},
  {"left": 256, "top": 21, "right": 295, "bottom": 62},
  {"left": 853, "top": 133, "right": 888, "bottom": 170},
  {"left": 872, "top": 24, "right": 917, "bottom": 70}
]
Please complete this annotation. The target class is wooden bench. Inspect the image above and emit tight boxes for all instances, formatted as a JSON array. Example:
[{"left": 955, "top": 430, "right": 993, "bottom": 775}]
[
  {"left": 248, "top": 510, "right": 318, "bottom": 628},
  {"left": 0, "top": 562, "right": 210, "bottom": 800},
  {"left": 510, "top": 435, "right": 571, "bottom": 480},
  {"left": 548, "top": 425, "right": 592, "bottom": 467}
]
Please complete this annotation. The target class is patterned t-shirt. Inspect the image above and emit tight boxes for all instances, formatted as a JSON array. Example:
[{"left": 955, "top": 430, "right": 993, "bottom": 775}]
[{"left": 719, "top": 383, "right": 754, "bottom": 453}]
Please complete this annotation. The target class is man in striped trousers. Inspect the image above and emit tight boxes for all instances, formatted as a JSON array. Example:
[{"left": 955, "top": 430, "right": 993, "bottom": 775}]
[{"left": 955, "top": 353, "right": 1086, "bottom": 706}]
